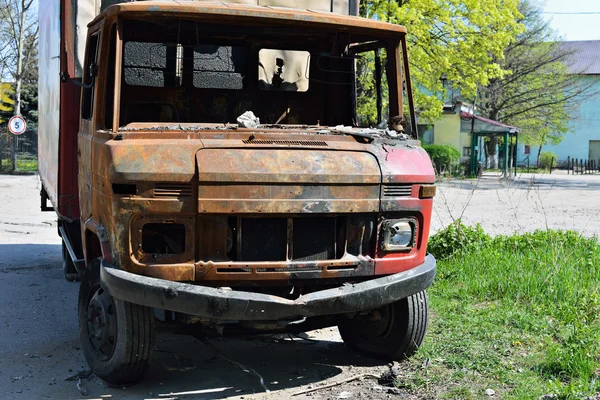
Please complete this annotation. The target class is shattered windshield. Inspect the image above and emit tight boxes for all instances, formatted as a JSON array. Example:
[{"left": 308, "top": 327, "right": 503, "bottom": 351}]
[{"left": 116, "top": 19, "right": 398, "bottom": 130}]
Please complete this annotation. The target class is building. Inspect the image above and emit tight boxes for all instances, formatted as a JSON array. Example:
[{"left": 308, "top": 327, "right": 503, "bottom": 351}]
[
  {"left": 542, "top": 41, "right": 600, "bottom": 163},
  {"left": 422, "top": 102, "right": 520, "bottom": 175},
  {"left": 426, "top": 41, "right": 600, "bottom": 168}
]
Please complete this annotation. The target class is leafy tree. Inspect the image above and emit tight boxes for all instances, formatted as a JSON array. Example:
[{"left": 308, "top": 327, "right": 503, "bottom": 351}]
[
  {"left": 0, "top": 83, "right": 13, "bottom": 169},
  {"left": 361, "top": 0, "right": 523, "bottom": 122},
  {"left": 477, "top": 0, "right": 600, "bottom": 167},
  {"left": 0, "top": 0, "right": 38, "bottom": 171},
  {"left": 0, "top": 82, "right": 14, "bottom": 122},
  {"left": 356, "top": 50, "right": 389, "bottom": 126}
]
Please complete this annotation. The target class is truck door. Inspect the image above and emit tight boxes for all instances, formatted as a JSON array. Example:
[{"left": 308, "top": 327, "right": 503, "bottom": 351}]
[{"left": 78, "top": 30, "right": 100, "bottom": 226}]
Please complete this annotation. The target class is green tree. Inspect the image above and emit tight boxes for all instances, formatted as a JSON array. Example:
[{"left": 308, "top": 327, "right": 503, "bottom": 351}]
[
  {"left": 356, "top": 50, "right": 389, "bottom": 126},
  {"left": 0, "top": 0, "right": 38, "bottom": 171},
  {"left": 477, "top": 0, "right": 600, "bottom": 167},
  {"left": 361, "top": 0, "right": 523, "bottom": 122}
]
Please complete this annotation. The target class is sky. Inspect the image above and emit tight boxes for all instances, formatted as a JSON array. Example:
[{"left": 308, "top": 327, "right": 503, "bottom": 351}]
[{"left": 543, "top": 0, "right": 600, "bottom": 41}]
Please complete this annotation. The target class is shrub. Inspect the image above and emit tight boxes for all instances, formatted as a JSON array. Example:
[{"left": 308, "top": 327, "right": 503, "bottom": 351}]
[
  {"left": 427, "top": 220, "right": 491, "bottom": 260},
  {"left": 539, "top": 151, "right": 557, "bottom": 169},
  {"left": 422, "top": 144, "right": 461, "bottom": 174}
]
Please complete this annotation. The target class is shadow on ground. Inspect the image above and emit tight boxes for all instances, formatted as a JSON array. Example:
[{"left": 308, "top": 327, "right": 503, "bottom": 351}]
[
  {"left": 76, "top": 326, "right": 381, "bottom": 399},
  {"left": 0, "top": 243, "right": 383, "bottom": 399},
  {"left": 0, "top": 244, "right": 62, "bottom": 270}
]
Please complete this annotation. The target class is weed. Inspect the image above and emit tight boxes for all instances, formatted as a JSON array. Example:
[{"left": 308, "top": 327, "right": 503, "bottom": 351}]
[
  {"left": 428, "top": 220, "right": 491, "bottom": 260},
  {"left": 409, "top": 227, "right": 600, "bottom": 398},
  {"left": 0, "top": 158, "right": 37, "bottom": 173}
]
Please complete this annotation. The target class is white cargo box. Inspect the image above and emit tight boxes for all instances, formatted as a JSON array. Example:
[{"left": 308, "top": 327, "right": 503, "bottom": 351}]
[{"left": 66, "top": 0, "right": 358, "bottom": 77}]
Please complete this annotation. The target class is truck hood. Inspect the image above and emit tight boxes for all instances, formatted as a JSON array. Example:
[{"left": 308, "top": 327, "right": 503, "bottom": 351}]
[
  {"left": 106, "top": 131, "right": 434, "bottom": 213},
  {"left": 196, "top": 148, "right": 381, "bottom": 213}
]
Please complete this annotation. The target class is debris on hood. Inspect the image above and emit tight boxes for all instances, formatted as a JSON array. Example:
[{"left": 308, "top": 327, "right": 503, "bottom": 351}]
[
  {"left": 237, "top": 111, "right": 260, "bottom": 128},
  {"left": 330, "top": 125, "right": 409, "bottom": 141},
  {"left": 119, "top": 124, "right": 237, "bottom": 131}
]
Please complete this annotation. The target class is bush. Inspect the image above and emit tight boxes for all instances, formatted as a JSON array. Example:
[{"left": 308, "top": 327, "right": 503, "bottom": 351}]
[
  {"left": 539, "top": 151, "right": 557, "bottom": 169},
  {"left": 428, "top": 220, "right": 491, "bottom": 260},
  {"left": 422, "top": 144, "right": 461, "bottom": 174}
]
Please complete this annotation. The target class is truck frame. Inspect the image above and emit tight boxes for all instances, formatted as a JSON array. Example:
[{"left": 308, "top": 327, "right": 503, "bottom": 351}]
[{"left": 39, "top": 0, "right": 436, "bottom": 384}]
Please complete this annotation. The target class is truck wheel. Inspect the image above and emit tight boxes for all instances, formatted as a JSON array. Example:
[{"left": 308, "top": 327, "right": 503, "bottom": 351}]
[
  {"left": 78, "top": 259, "right": 154, "bottom": 384},
  {"left": 62, "top": 242, "right": 80, "bottom": 282},
  {"left": 338, "top": 291, "right": 428, "bottom": 360}
]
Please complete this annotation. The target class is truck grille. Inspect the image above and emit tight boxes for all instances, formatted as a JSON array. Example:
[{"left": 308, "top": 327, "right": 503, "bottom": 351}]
[
  {"left": 231, "top": 216, "right": 373, "bottom": 262},
  {"left": 382, "top": 184, "right": 412, "bottom": 197},
  {"left": 153, "top": 183, "right": 193, "bottom": 198},
  {"left": 292, "top": 218, "right": 335, "bottom": 261},
  {"left": 240, "top": 218, "right": 287, "bottom": 261}
]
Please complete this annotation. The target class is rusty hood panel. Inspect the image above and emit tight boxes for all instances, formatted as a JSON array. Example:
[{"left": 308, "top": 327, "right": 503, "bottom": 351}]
[
  {"left": 197, "top": 148, "right": 381, "bottom": 213},
  {"left": 373, "top": 142, "right": 435, "bottom": 184},
  {"left": 107, "top": 139, "right": 202, "bottom": 182}
]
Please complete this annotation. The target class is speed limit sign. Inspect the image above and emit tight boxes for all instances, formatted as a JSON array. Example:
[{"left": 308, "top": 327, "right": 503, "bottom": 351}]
[{"left": 9, "top": 116, "right": 26, "bottom": 135}]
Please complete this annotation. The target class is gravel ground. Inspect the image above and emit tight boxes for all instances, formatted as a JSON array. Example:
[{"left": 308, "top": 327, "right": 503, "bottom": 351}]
[
  {"left": 432, "top": 170, "right": 600, "bottom": 237},
  {"left": 0, "top": 171, "right": 597, "bottom": 400}
]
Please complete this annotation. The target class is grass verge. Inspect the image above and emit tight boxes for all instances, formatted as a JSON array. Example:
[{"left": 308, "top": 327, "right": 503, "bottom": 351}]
[
  {"left": 0, "top": 158, "right": 38, "bottom": 173},
  {"left": 401, "top": 224, "right": 600, "bottom": 399}
]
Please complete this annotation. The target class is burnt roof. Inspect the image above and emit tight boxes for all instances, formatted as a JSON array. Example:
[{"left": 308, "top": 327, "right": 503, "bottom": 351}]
[
  {"left": 559, "top": 40, "right": 600, "bottom": 75},
  {"left": 94, "top": 1, "right": 407, "bottom": 37}
]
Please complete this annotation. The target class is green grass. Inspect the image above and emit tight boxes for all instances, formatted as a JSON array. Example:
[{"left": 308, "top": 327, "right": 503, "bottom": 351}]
[
  {"left": 401, "top": 225, "right": 600, "bottom": 399},
  {"left": 0, "top": 158, "right": 38, "bottom": 173}
]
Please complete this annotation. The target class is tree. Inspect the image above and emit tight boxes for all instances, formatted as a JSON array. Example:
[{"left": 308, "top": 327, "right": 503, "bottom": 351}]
[
  {"left": 0, "top": 0, "right": 38, "bottom": 172},
  {"left": 361, "top": 0, "right": 523, "bottom": 122},
  {"left": 477, "top": 0, "right": 600, "bottom": 168},
  {"left": 0, "top": 82, "right": 14, "bottom": 169}
]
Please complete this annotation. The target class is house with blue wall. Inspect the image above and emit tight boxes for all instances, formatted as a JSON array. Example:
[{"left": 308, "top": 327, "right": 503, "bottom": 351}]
[
  {"left": 427, "top": 41, "right": 600, "bottom": 168},
  {"left": 539, "top": 41, "right": 600, "bottom": 164}
]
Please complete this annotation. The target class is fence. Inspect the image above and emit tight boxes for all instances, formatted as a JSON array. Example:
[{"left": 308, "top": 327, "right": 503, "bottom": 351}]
[
  {"left": 566, "top": 156, "right": 600, "bottom": 175},
  {"left": 0, "top": 129, "right": 38, "bottom": 173},
  {"left": 520, "top": 155, "right": 556, "bottom": 174}
]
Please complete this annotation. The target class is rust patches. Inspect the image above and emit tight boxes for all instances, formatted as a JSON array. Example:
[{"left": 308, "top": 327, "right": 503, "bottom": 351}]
[
  {"left": 83, "top": 218, "right": 113, "bottom": 263},
  {"left": 196, "top": 257, "right": 375, "bottom": 284},
  {"left": 143, "top": 264, "right": 195, "bottom": 281},
  {"left": 196, "top": 148, "right": 380, "bottom": 184}
]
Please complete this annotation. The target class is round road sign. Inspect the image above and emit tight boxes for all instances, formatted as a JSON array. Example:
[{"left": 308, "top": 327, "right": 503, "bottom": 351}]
[{"left": 9, "top": 116, "right": 26, "bottom": 135}]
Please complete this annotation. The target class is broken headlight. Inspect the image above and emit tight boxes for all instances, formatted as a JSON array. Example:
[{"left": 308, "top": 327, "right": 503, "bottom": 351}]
[{"left": 381, "top": 219, "right": 416, "bottom": 251}]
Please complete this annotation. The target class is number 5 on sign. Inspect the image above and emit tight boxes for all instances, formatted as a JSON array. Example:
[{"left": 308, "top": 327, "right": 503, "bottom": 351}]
[{"left": 9, "top": 116, "right": 26, "bottom": 135}]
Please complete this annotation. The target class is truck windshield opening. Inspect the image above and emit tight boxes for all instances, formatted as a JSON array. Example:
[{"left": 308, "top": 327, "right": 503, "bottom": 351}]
[{"left": 114, "top": 19, "right": 398, "bottom": 129}]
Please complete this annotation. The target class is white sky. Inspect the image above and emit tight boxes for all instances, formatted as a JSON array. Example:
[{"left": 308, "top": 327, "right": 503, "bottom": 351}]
[{"left": 543, "top": 0, "right": 600, "bottom": 41}]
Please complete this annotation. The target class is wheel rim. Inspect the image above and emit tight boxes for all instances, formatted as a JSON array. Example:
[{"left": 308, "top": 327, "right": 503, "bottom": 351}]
[
  {"left": 353, "top": 304, "right": 394, "bottom": 344},
  {"left": 86, "top": 284, "right": 117, "bottom": 361}
]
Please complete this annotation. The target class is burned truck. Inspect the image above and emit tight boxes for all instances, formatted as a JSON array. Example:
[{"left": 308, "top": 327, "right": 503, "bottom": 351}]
[{"left": 38, "top": 0, "right": 436, "bottom": 384}]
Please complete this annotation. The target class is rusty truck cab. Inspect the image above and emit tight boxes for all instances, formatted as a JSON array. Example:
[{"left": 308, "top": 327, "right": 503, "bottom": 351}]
[{"left": 71, "top": 2, "right": 435, "bottom": 384}]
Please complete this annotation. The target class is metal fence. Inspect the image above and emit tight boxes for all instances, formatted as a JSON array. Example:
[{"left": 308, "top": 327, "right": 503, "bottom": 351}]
[
  {"left": 0, "top": 129, "right": 37, "bottom": 173},
  {"left": 566, "top": 156, "right": 600, "bottom": 175}
]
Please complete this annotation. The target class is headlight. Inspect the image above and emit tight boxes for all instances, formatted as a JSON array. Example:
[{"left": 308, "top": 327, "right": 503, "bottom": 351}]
[{"left": 382, "top": 219, "right": 416, "bottom": 251}]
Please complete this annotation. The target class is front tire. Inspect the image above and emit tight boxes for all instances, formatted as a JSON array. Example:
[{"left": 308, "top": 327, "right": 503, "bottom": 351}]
[
  {"left": 78, "top": 259, "right": 154, "bottom": 384},
  {"left": 338, "top": 291, "right": 429, "bottom": 360}
]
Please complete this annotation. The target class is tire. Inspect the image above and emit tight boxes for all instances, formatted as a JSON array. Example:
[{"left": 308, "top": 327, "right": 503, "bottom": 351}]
[
  {"left": 78, "top": 259, "right": 154, "bottom": 384},
  {"left": 338, "top": 291, "right": 429, "bottom": 360},
  {"left": 62, "top": 242, "right": 80, "bottom": 282}
]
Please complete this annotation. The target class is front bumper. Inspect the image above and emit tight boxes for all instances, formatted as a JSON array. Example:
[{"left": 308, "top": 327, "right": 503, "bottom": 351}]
[{"left": 100, "top": 254, "right": 436, "bottom": 321}]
